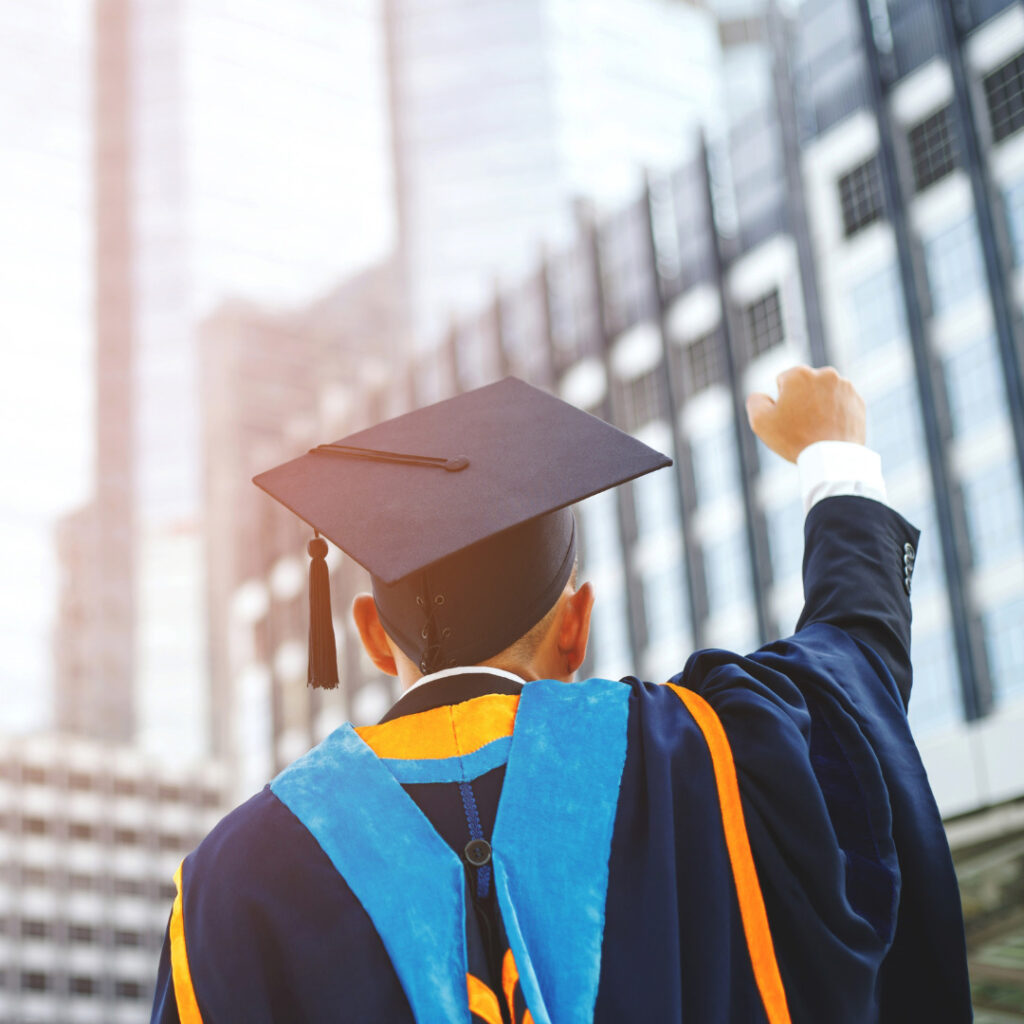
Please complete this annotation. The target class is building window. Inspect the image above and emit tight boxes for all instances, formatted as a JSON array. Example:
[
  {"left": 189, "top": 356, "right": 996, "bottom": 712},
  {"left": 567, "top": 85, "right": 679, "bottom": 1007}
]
[
  {"left": 963, "top": 460, "right": 1024, "bottom": 567},
  {"left": 158, "top": 783, "right": 184, "bottom": 802},
  {"left": 767, "top": 497, "right": 804, "bottom": 583},
  {"left": 22, "top": 816, "right": 49, "bottom": 836},
  {"left": 984, "top": 51, "right": 1024, "bottom": 144},
  {"left": 678, "top": 330, "right": 726, "bottom": 395},
  {"left": 615, "top": 367, "right": 664, "bottom": 433},
  {"left": 1003, "top": 178, "right": 1024, "bottom": 265},
  {"left": 22, "top": 765, "right": 48, "bottom": 785},
  {"left": 704, "top": 531, "right": 753, "bottom": 617},
  {"left": 70, "top": 975, "right": 97, "bottom": 996},
  {"left": 838, "top": 156, "right": 885, "bottom": 237},
  {"left": 641, "top": 558, "right": 690, "bottom": 655},
  {"left": 691, "top": 425, "right": 741, "bottom": 505},
  {"left": 743, "top": 289, "right": 785, "bottom": 359},
  {"left": 116, "top": 979, "right": 145, "bottom": 1000},
  {"left": 867, "top": 380, "right": 924, "bottom": 471},
  {"left": 923, "top": 215, "right": 986, "bottom": 316},
  {"left": 68, "top": 771, "right": 96, "bottom": 792},
  {"left": 115, "top": 827, "right": 141, "bottom": 846},
  {"left": 633, "top": 465, "right": 678, "bottom": 539},
  {"left": 70, "top": 871, "right": 95, "bottom": 891},
  {"left": 848, "top": 263, "right": 906, "bottom": 354},
  {"left": 985, "top": 597, "right": 1024, "bottom": 704},
  {"left": 908, "top": 106, "right": 957, "bottom": 193},
  {"left": 21, "top": 971, "right": 49, "bottom": 992},
  {"left": 69, "top": 821, "right": 95, "bottom": 841},
  {"left": 944, "top": 336, "right": 1007, "bottom": 437},
  {"left": 20, "top": 919, "right": 50, "bottom": 940},
  {"left": 579, "top": 492, "right": 621, "bottom": 571},
  {"left": 589, "top": 586, "right": 632, "bottom": 681},
  {"left": 115, "top": 877, "right": 146, "bottom": 897},
  {"left": 113, "top": 777, "right": 140, "bottom": 797},
  {"left": 69, "top": 923, "right": 97, "bottom": 944},
  {"left": 908, "top": 625, "right": 960, "bottom": 735},
  {"left": 115, "top": 928, "right": 142, "bottom": 948},
  {"left": 22, "top": 866, "right": 49, "bottom": 887}
]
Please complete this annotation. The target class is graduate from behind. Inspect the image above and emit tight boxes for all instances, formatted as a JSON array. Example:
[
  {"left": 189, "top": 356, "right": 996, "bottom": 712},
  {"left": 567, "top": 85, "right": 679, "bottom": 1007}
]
[{"left": 152, "top": 365, "right": 971, "bottom": 1023}]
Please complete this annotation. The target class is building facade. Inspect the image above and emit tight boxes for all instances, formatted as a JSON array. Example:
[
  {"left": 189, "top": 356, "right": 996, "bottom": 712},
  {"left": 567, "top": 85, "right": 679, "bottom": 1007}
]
[
  {"left": 222, "top": 0, "right": 1024, "bottom": 786},
  {"left": 0, "top": 733, "right": 225, "bottom": 1023},
  {"left": 57, "top": 0, "right": 393, "bottom": 762}
]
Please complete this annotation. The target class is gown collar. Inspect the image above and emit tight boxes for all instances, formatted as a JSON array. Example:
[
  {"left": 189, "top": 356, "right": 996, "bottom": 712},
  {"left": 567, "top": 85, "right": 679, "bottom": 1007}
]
[{"left": 379, "top": 665, "right": 527, "bottom": 723}]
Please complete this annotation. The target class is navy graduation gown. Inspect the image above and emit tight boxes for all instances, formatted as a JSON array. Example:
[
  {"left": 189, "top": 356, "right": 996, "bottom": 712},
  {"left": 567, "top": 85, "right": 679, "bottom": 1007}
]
[{"left": 151, "top": 496, "right": 971, "bottom": 1022}]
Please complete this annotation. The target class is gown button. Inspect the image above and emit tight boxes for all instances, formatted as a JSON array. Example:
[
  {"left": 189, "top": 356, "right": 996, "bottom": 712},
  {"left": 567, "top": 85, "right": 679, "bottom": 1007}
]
[{"left": 464, "top": 838, "right": 492, "bottom": 866}]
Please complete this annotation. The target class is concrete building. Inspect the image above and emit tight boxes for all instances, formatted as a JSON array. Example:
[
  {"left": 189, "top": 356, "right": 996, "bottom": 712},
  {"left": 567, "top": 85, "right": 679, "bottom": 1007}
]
[
  {"left": 0, "top": 733, "right": 225, "bottom": 1023},
  {"left": 58, "top": 0, "right": 393, "bottom": 762}
]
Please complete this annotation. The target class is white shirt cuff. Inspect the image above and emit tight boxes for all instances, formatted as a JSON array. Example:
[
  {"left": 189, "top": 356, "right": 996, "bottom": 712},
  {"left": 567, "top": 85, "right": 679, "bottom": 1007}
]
[{"left": 797, "top": 440, "right": 888, "bottom": 515}]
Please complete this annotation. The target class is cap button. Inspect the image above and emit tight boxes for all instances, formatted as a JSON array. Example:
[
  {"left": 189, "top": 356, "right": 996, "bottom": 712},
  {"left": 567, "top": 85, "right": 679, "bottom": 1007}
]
[
  {"left": 444, "top": 456, "right": 470, "bottom": 472},
  {"left": 464, "top": 838, "right": 491, "bottom": 867}
]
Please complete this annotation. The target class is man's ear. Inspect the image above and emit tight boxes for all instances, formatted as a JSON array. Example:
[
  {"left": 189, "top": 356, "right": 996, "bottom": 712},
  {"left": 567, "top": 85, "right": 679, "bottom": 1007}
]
[
  {"left": 352, "top": 594, "right": 398, "bottom": 677},
  {"left": 557, "top": 581, "right": 594, "bottom": 674}
]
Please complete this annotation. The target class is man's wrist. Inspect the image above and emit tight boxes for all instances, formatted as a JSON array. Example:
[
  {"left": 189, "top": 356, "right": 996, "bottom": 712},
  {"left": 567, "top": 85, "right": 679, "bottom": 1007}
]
[{"left": 797, "top": 440, "right": 888, "bottom": 514}]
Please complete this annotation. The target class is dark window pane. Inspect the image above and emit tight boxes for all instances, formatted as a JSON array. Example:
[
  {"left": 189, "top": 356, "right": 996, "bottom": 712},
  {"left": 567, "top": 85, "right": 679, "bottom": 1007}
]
[
  {"left": 615, "top": 367, "right": 665, "bottom": 433},
  {"left": 838, "top": 156, "right": 884, "bottom": 237},
  {"left": 116, "top": 979, "right": 144, "bottom": 1000},
  {"left": 20, "top": 919, "right": 49, "bottom": 939},
  {"left": 676, "top": 330, "right": 726, "bottom": 396},
  {"left": 158, "top": 880, "right": 177, "bottom": 900},
  {"left": 22, "top": 866, "right": 48, "bottom": 886},
  {"left": 68, "top": 771, "right": 96, "bottom": 792},
  {"left": 22, "top": 816, "right": 48, "bottom": 836},
  {"left": 22, "top": 766, "right": 47, "bottom": 785},
  {"left": 908, "top": 105, "right": 957, "bottom": 192},
  {"left": 114, "top": 928, "right": 142, "bottom": 947},
  {"left": 159, "top": 832, "right": 184, "bottom": 851},
  {"left": 69, "top": 821, "right": 95, "bottom": 841},
  {"left": 985, "top": 51, "right": 1024, "bottom": 143},
  {"left": 69, "top": 923, "right": 97, "bottom": 944},
  {"left": 114, "top": 877, "right": 145, "bottom": 896},
  {"left": 114, "top": 827, "right": 141, "bottom": 846},
  {"left": 70, "top": 872, "right": 95, "bottom": 891},
  {"left": 158, "top": 784, "right": 183, "bottom": 803},
  {"left": 113, "top": 777, "right": 139, "bottom": 797},
  {"left": 70, "top": 975, "right": 96, "bottom": 996},
  {"left": 21, "top": 971, "right": 48, "bottom": 992},
  {"left": 743, "top": 290, "right": 785, "bottom": 359}
]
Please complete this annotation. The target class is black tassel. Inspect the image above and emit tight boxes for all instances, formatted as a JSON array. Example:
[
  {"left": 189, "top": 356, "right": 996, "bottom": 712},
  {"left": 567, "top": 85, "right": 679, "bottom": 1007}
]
[{"left": 307, "top": 534, "right": 339, "bottom": 689}]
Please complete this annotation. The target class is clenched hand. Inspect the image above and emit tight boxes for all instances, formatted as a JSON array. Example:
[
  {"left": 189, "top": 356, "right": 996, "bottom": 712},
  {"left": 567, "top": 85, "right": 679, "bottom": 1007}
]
[{"left": 746, "top": 365, "right": 866, "bottom": 463}]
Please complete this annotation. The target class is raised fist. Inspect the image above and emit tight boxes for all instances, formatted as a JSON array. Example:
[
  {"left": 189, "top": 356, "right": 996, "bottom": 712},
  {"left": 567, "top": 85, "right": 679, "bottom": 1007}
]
[{"left": 746, "top": 365, "right": 866, "bottom": 463}]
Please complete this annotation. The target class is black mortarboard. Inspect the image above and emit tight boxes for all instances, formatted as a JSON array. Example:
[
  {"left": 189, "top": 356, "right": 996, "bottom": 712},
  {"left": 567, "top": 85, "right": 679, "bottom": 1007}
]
[{"left": 253, "top": 377, "right": 671, "bottom": 682}]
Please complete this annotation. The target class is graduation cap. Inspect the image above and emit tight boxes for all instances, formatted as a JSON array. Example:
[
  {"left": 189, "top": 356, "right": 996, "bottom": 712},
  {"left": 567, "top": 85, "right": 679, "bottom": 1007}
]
[{"left": 253, "top": 377, "right": 671, "bottom": 684}]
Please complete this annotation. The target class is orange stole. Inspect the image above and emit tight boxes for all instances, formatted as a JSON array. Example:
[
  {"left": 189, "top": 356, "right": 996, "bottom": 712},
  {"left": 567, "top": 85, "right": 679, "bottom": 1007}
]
[
  {"left": 169, "top": 861, "right": 205, "bottom": 1024},
  {"left": 667, "top": 685, "right": 792, "bottom": 1024}
]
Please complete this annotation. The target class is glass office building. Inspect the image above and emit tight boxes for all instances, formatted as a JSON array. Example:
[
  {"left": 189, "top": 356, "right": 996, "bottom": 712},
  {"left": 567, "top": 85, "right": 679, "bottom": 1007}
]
[{"left": 220, "top": 0, "right": 1024, "bottom": 824}]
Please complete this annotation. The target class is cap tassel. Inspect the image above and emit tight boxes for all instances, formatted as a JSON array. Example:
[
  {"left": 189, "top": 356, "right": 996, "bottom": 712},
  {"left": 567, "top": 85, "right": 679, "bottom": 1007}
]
[{"left": 307, "top": 533, "right": 339, "bottom": 689}]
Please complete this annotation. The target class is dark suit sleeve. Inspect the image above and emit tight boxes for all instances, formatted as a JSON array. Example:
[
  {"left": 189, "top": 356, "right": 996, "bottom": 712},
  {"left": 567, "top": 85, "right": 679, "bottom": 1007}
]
[
  {"left": 795, "top": 494, "right": 920, "bottom": 707},
  {"left": 149, "top": 922, "right": 181, "bottom": 1024}
]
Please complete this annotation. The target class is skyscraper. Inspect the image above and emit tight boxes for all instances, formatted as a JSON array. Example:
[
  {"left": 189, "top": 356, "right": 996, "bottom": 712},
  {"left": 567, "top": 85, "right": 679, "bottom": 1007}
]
[{"left": 59, "top": 0, "right": 394, "bottom": 760}]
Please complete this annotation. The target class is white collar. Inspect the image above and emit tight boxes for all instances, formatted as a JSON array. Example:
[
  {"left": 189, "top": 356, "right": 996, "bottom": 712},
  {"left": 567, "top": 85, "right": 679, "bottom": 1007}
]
[{"left": 403, "top": 664, "right": 527, "bottom": 696}]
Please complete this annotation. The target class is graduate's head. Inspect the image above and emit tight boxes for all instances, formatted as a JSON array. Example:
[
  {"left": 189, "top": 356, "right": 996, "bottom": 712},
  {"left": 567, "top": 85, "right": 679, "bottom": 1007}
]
[
  {"left": 253, "top": 378, "right": 669, "bottom": 689},
  {"left": 351, "top": 557, "right": 593, "bottom": 687}
]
